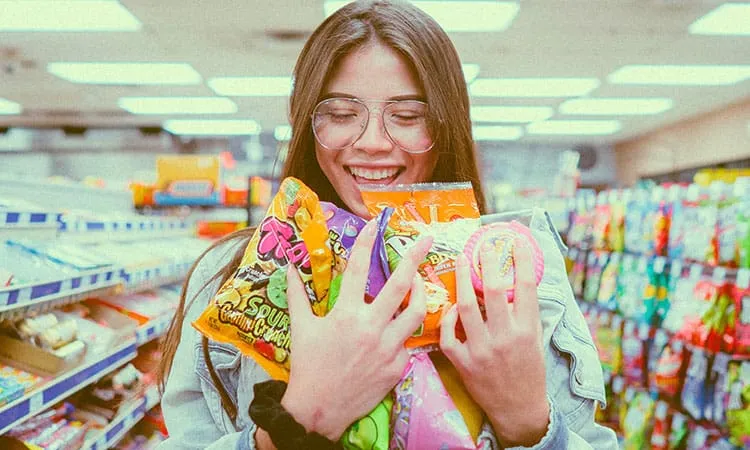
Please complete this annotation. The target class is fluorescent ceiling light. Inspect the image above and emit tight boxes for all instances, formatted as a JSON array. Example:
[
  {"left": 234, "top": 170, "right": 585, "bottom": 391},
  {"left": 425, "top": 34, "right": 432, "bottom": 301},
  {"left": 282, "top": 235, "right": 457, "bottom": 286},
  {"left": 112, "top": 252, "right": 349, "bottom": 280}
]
[
  {"left": 473, "top": 125, "right": 523, "bottom": 141},
  {"left": 471, "top": 105, "right": 554, "bottom": 123},
  {"left": 324, "top": 1, "right": 519, "bottom": 32},
  {"left": 470, "top": 78, "right": 600, "bottom": 97},
  {"left": 48, "top": 63, "right": 202, "bottom": 85},
  {"left": 118, "top": 97, "right": 238, "bottom": 115},
  {"left": 607, "top": 65, "right": 750, "bottom": 86},
  {"left": 462, "top": 64, "right": 480, "bottom": 84},
  {"left": 208, "top": 77, "right": 293, "bottom": 96},
  {"left": 274, "top": 125, "right": 292, "bottom": 141},
  {"left": 0, "top": 98, "right": 22, "bottom": 115},
  {"left": 558, "top": 98, "right": 673, "bottom": 116},
  {"left": 689, "top": 3, "right": 750, "bottom": 36},
  {"left": 0, "top": 0, "right": 141, "bottom": 31},
  {"left": 526, "top": 120, "right": 621, "bottom": 136},
  {"left": 163, "top": 120, "right": 261, "bottom": 136}
]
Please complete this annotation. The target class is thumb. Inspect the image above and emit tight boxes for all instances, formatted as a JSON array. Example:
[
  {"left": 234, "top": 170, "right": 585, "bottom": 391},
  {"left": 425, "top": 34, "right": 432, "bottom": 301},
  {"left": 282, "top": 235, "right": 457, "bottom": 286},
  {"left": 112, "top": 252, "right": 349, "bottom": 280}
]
[{"left": 286, "top": 267, "right": 313, "bottom": 327}]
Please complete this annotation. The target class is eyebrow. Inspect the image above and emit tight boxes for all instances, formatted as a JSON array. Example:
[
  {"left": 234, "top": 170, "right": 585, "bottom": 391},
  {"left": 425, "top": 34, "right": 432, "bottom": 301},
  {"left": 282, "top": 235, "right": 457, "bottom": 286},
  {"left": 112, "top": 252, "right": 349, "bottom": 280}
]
[{"left": 320, "top": 92, "right": 427, "bottom": 102}]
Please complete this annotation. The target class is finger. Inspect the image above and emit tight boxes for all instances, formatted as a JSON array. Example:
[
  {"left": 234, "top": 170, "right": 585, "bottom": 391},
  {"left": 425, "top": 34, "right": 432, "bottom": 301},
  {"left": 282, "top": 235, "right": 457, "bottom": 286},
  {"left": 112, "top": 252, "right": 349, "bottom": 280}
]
[
  {"left": 455, "top": 253, "right": 488, "bottom": 344},
  {"left": 480, "top": 243, "right": 512, "bottom": 331},
  {"left": 372, "top": 236, "right": 433, "bottom": 320},
  {"left": 385, "top": 273, "right": 428, "bottom": 346},
  {"left": 337, "top": 220, "right": 378, "bottom": 307},
  {"left": 286, "top": 266, "right": 314, "bottom": 329},
  {"left": 439, "top": 304, "right": 468, "bottom": 368},
  {"left": 512, "top": 239, "right": 540, "bottom": 321}
]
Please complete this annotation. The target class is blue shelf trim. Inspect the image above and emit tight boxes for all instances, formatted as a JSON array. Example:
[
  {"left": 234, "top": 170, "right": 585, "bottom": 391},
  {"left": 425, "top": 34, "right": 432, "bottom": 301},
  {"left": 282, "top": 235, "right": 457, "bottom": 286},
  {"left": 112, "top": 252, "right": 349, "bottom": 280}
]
[{"left": 0, "top": 268, "right": 120, "bottom": 311}]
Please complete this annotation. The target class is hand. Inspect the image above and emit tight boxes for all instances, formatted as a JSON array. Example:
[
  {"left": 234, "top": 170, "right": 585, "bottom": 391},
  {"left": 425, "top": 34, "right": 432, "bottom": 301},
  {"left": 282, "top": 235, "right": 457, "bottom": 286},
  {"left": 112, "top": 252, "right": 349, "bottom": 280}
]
[
  {"left": 440, "top": 241, "right": 550, "bottom": 448},
  {"left": 280, "top": 221, "right": 433, "bottom": 440}
]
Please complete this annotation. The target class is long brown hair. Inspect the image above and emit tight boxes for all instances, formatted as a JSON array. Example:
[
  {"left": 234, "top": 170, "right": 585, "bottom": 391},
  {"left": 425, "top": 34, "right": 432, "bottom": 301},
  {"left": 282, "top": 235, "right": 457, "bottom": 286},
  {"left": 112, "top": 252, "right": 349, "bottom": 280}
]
[{"left": 158, "top": 0, "right": 486, "bottom": 393}]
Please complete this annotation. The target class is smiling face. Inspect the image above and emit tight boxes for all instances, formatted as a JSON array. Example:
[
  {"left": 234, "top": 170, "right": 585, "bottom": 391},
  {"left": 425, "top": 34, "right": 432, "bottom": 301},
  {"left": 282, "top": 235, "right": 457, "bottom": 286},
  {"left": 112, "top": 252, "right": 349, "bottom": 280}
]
[{"left": 314, "top": 40, "right": 438, "bottom": 219}]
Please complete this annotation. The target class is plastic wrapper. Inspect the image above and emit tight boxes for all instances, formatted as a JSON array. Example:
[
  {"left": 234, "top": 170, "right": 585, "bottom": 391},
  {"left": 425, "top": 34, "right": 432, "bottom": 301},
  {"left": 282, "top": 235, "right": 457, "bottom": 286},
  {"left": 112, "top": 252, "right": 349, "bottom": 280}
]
[
  {"left": 621, "top": 391, "right": 656, "bottom": 450},
  {"left": 596, "top": 312, "right": 622, "bottom": 375},
  {"left": 732, "top": 270, "right": 750, "bottom": 355},
  {"left": 361, "top": 183, "right": 483, "bottom": 349},
  {"left": 621, "top": 320, "right": 647, "bottom": 387},
  {"left": 583, "top": 252, "right": 607, "bottom": 303},
  {"left": 341, "top": 396, "right": 392, "bottom": 450},
  {"left": 597, "top": 252, "right": 621, "bottom": 311},
  {"left": 321, "top": 202, "right": 367, "bottom": 310},
  {"left": 193, "top": 177, "right": 332, "bottom": 381},
  {"left": 390, "top": 352, "right": 476, "bottom": 450},
  {"left": 652, "top": 338, "right": 687, "bottom": 398},
  {"left": 681, "top": 348, "right": 709, "bottom": 421}
]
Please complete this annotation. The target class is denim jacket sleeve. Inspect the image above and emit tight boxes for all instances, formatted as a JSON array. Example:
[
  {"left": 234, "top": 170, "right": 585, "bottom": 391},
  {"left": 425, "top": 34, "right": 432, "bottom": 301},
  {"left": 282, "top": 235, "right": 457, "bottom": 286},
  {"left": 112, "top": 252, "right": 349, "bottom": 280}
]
[
  {"left": 484, "top": 209, "right": 618, "bottom": 450},
  {"left": 157, "top": 239, "right": 258, "bottom": 450}
]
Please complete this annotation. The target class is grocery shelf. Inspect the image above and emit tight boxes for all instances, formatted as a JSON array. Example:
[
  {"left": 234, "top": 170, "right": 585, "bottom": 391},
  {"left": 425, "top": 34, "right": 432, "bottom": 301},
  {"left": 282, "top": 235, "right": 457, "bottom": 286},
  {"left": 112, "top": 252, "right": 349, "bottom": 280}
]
[
  {"left": 0, "top": 210, "right": 61, "bottom": 240},
  {"left": 60, "top": 217, "right": 191, "bottom": 243},
  {"left": 135, "top": 313, "right": 173, "bottom": 346},
  {"left": 83, "top": 385, "right": 161, "bottom": 450},
  {"left": 0, "top": 340, "right": 138, "bottom": 435},
  {"left": 120, "top": 262, "right": 192, "bottom": 295},
  {"left": 0, "top": 268, "right": 122, "bottom": 321}
]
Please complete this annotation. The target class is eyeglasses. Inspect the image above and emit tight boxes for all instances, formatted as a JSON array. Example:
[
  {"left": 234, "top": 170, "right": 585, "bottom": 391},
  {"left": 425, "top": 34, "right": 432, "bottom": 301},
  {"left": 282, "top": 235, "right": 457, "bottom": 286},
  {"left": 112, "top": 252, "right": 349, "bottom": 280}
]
[{"left": 311, "top": 97, "right": 435, "bottom": 154}]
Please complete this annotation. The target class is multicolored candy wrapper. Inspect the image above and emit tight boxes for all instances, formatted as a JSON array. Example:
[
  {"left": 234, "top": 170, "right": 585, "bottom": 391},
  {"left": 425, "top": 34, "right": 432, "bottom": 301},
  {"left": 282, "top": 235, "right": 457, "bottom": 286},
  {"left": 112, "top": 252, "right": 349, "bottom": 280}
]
[
  {"left": 390, "top": 352, "right": 476, "bottom": 450},
  {"left": 192, "top": 177, "right": 332, "bottom": 381},
  {"left": 321, "top": 202, "right": 367, "bottom": 310},
  {"left": 341, "top": 396, "right": 393, "bottom": 450},
  {"left": 463, "top": 221, "right": 544, "bottom": 302},
  {"left": 361, "top": 183, "right": 481, "bottom": 350}
]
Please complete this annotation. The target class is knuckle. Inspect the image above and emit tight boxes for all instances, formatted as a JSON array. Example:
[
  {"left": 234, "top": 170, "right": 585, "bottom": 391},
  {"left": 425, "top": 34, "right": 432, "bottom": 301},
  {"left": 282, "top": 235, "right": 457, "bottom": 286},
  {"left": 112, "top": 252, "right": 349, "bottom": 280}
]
[
  {"left": 517, "top": 279, "right": 536, "bottom": 292},
  {"left": 472, "top": 347, "right": 493, "bottom": 365}
]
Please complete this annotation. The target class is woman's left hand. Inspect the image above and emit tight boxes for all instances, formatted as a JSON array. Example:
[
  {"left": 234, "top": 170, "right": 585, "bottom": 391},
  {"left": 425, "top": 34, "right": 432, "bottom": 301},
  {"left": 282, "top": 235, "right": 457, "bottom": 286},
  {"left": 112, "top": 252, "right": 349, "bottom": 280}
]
[{"left": 440, "top": 241, "right": 550, "bottom": 448}]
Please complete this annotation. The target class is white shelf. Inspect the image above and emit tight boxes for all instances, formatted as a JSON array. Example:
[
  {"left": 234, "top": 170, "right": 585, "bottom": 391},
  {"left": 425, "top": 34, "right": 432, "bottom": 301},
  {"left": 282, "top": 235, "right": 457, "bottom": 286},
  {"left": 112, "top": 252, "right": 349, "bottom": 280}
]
[
  {"left": 135, "top": 313, "right": 173, "bottom": 346},
  {"left": 0, "top": 340, "right": 138, "bottom": 435},
  {"left": 83, "top": 385, "right": 161, "bottom": 450}
]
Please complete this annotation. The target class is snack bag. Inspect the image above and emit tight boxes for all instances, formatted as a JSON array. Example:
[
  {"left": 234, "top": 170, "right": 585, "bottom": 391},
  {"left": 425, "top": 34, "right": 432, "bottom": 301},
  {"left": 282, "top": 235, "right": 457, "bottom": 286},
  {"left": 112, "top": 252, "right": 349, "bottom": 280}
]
[
  {"left": 681, "top": 348, "right": 709, "bottom": 421},
  {"left": 390, "top": 352, "right": 476, "bottom": 450},
  {"left": 361, "top": 183, "right": 483, "bottom": 349},
  {"left": 725, "top": 361, "right": 750, "bottom": 448},
  {"left": 583, "top": 252, "right": 608, "bottom": 304},
  {"left": 624, "top": 189, "right": 648, "bottom": 255},
  {"left": 596, "top": 312, "right": 623, "bottom": 375},
  {"left": 615, "top": 255, "right": 648, "bottom": 319},
  {"left": 621, "top": 391, "right": 656, "bottom": 450},
  {"left": 569, "top": 249, "right": 587, "bottom": 298},
  {"left": 650, "top": 400, "right": 670, "bottom": 450},
  {"left": 597, "top": 252, "right": 621, "bottom": 310},
  {"left": 320, "top": 202, "right": 367, "bottom": 310},
  {"left": 341, "top": 397, "right": 392, "bottom": 450},
  {"left": 192, "top": 177, "right": 332, "bottom": 380},
  {"left": 652, "top": 338, "right": 687, "bottom": 398},
  {"left": 621, "top": 319, "right": 648, "bottom": 387},
  {"left": 608, "top": 192, "right": 627, "bottom": 253},
  {"left": 738, "top": 207, "right": 750, "bottom": 269},
  {"left": 667, "top": 412, "right": 688, "bottom": 450},
  {"left": 592, "top": 197, "right": 612, "bottom": 251},
  {"left": 732, "top": 269, "right": 750, "bottom": 355}
]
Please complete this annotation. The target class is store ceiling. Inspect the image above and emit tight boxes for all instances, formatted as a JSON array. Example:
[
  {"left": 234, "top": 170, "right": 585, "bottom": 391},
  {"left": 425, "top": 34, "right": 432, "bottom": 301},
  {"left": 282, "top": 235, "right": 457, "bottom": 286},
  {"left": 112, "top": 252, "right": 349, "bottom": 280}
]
[{"left": 0, "top": 0, "right": 749, "bottom": 146}]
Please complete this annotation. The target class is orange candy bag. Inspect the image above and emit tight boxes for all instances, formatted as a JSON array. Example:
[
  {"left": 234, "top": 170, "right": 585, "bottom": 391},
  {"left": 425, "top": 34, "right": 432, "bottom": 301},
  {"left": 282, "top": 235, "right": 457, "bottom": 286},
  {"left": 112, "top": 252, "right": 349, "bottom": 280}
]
[
  {"left": 361, "top": 183, "right": 481, "bottom": 349},
  {"left": 192, "top": 177, "right": 332, "bottom": 381}
]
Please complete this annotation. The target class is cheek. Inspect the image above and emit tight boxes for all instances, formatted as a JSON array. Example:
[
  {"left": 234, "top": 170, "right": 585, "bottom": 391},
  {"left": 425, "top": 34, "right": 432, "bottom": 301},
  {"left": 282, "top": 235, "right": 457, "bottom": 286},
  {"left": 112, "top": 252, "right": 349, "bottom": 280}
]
[
  {"left": 314, "top": 145, "right": 338, "bottom": 178},
  {"left": 409, "top": 152, "right": 438, "bottom": 181}
]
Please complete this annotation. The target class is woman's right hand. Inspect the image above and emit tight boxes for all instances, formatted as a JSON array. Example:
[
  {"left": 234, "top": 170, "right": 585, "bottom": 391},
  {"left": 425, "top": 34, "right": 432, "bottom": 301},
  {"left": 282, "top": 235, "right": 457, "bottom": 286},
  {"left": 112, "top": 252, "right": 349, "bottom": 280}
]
[{"left": 279, "top": 220, "right": 432, "bottom": 440}]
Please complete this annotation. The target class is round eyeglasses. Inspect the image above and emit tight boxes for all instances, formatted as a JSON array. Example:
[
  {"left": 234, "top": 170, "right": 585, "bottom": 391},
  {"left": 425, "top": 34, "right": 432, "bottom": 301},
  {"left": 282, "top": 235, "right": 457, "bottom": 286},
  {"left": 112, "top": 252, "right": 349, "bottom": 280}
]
[{"left": 312, "top": 97, "right": 435, "bottom": 154}]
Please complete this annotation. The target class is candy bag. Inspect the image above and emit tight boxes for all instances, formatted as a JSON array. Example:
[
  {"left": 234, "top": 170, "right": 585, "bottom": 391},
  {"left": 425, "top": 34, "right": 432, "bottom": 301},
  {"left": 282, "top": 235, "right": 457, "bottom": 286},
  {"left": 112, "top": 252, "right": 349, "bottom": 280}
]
[
  {"left": 583, "top": 252, "right": 608, "bottom": 304},
  {"left": 608, "top": 191, "right": 627, "bottom": 253},
  {"left": 390, "top": 352, "right": 476, "bottom": 450},
  {"left": 192, "top": 177, "right": 332, "bottom": 380},
  {"left": 652, "top": 338, "right": 687, "bottom": 399},
  {"left": 341, "top": 396, "right": 393, "bottom": 450},
  {"left": 667, "top": 412, "right": 688, "bottom": 450},
  {"left": 621, "top": 319, "right": 648, "bottom": 387},
  {"left": 592, "top": 195, "right": 612, "bottom": 251},
  {"left": 597, "top": 252, "right": 621, "bottom": 311},
  {"left": 621, "top": 391, "right": 656, "bottom": 450},
  {"left": 650, "top": 400, "right": 670, "bottom": 450},
  {"left": 615, "top": 255, "right": 648, "bottom": 319},
  {"left": 681, "top": 348, "right": 709, "bottom": 421},
  {"left": 624, "top": 189, "right": 648, "bottom": 255},
  {"left": 596, "top": 312, "right": 623, "bottom": 375},
  {"left": 321, "top": 202, "right": 367, "bottom": 310},
  {"left": 569, "top": 249, "right": 587, "bottom": 298},
  {"left": 361, "top": 183, "right": 483, "bottom": 349},
  {"left": 725, "top": 361, "right": 750, "bottom": 448},
  {"left": 732, "top": 269, "right": 750, "bottom": 355}
]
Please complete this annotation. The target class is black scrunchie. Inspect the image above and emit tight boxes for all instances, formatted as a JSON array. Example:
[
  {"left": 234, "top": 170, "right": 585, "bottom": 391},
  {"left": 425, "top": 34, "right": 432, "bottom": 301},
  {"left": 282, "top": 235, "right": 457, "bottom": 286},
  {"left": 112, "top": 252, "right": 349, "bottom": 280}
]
[{"left": 249, "top": 380, "right": 343, "bottom": 450}]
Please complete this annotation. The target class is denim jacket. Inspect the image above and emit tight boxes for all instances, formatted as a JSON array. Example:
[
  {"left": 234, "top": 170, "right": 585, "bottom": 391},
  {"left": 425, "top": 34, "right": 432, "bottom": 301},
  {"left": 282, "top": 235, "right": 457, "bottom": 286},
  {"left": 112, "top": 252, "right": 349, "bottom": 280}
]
[{"left": 158, "top": 208, "right": 618, "bottom": 450}]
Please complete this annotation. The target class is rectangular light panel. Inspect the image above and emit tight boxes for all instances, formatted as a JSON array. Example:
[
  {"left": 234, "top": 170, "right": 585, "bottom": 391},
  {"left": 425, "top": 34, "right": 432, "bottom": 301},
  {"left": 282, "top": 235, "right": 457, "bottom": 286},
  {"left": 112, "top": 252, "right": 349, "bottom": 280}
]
[
  {"left": 472, "top": 125, "right": 523, "bottom": 141},
  {"left": 324, "top": 1, "right": 519, "bottom": 32},
  {"left": 274, "top": 125, "right": 292, "bottom": 141},
  {"left": 208, "top": 77, "right": 293, "bottom": 96},
  {"left": 0, "top": 98, "right": 22, "bottom": 115},
  {"left": 118, "top": 97, "right": 238, "bottom": 115},
  {"left": 470, "top": 78, "right": 600, "bottom": 97},
  {"left": 527, "top": 120, "right": 621, "bottom": 136},
  {"left": 607, "top": 65, "right": 750, "bottom": 86},
  {"left": 462, "top": 64, "right": 480, "bottom": 84},
  {"left": 558, "top": 98, "right": 673, "bottom": 115},
  {"left": 689, "top": 3, "right": 750, "bottom": 36},
  {"left": 163, "top": 120, "right": 261, "bottom": 136},
  {"left": 471, "top": 105, "right": 554, "bottom": 123},
  {"left": 48, "top": 63, "right": 202, "bottom": 85},
  {"left": 0, "top": 0, "right": 141, "bottom": 32}
]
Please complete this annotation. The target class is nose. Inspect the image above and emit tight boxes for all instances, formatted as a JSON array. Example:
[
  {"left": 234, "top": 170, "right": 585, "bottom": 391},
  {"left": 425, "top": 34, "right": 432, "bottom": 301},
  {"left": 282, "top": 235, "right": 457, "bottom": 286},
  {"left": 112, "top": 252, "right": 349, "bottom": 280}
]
[{"left": 352, "top": 107, "right": 394, "bottom": 154}]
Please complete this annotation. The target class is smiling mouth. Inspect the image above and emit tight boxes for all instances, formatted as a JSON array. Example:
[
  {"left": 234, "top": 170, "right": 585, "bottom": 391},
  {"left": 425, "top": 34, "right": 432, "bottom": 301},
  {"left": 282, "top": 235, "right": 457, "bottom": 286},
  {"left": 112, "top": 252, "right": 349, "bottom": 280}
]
[{"left": 345, "top": 165, "right": 405, "bottom": 186}]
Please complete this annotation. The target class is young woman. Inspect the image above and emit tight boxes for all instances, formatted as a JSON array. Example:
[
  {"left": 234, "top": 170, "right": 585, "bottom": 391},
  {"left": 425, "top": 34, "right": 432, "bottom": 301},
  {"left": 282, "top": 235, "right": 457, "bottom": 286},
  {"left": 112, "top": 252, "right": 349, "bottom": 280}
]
[{"left": 157, "top": 1, "right": 618, "bottom": 449}]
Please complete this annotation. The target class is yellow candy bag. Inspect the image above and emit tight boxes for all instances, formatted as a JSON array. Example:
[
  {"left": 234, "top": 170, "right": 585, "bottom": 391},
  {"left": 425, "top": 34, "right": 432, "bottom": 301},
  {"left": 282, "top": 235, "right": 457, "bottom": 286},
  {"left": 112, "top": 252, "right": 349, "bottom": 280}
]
[{"left": 192, "top": 177, "right": 332, "bottom": 381}]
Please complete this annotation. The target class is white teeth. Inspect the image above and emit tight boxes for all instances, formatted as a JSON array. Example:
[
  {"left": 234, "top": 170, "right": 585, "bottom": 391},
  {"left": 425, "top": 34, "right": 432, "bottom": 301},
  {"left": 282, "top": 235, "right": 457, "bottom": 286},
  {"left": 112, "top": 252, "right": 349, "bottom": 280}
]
[{"left": 348, "top": 167, "right": 400, "bottom": 180}]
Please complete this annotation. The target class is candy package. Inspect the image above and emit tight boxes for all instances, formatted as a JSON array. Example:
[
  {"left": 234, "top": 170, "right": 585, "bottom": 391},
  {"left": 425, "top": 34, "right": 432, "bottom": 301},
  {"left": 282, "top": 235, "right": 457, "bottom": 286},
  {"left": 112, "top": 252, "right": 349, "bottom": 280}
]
[
  {"left": 725, "top": 361, "right": 750, "bottom": 448},
  {"left": 652, "top": 338, "right": 688, "bottom": 399},
  {"left": 624, "top": 189, "right": 648, "bottom": 255},
  {"left": 649, "top": 400, "right": 670, "bottom": 450},
  {"left": 592, "top": 196, "right": 612, "bottom": 251},
  {"left": 642, "top": 257, "right": 670, "bottom": 327},
  {"left": 615, "top": 255, "right": 648, "bottom": 319},
  {"left": 362, "top": 183, "right": 544, "bottom": 349},
  {"left": 608, "top": 191, "right": 627, "bottom": 253},
  {"left": 390, "top": 352, "right": 476, "bottom": 450},
  {"left": 583, "top": 252, "right": 608, "bottom": 304},
  {"left": 681, "top": 348, "right": 709, "bottom": 421},
  {"left": 596, "top": 312, "right": 623, "bottom": 375},
  {"left": 621, "top": 320, "right": 648, "bottom": 387},
  {"left": 731, "top": 269, "right": 750, "bottom": 356},
  {"left": 569, "top": 249, "right": 587, "bottom": 298},
  {"left": 192, "top": 177, "right": 332, "bottom": 380},
  {"left": 321, "top": 202, "right": 367, "bottom": 310},
  {"left": 597, "top": 252, "right": 621, "bottom": 311},
  {"left": 621, "top": 391, "right": 656, "bottom": 450}
]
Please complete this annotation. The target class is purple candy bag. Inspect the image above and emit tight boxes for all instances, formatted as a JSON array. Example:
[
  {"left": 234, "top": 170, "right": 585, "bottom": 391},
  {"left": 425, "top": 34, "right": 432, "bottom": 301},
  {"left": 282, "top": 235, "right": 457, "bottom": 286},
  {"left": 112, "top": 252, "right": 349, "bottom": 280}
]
[{"left": 365, "top": 207, "right": 394, "bottom": 302}]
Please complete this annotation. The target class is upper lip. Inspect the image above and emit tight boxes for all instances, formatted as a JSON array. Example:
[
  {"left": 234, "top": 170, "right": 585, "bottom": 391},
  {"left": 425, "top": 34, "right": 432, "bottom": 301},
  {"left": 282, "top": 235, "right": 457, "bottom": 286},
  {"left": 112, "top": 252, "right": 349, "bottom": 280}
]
[{"left": 345, "top": 163, "right": 404, "bottom": 168}]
